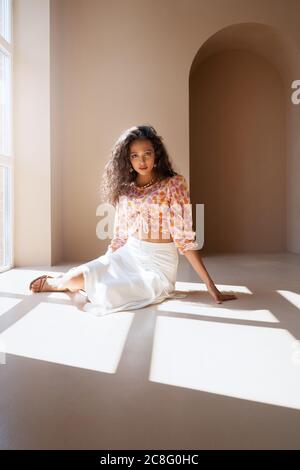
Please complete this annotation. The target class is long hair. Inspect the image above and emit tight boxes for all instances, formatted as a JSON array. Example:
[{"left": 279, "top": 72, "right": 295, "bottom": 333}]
[{"left": 99, "top": 125, "right": 179, "bottom": 206}]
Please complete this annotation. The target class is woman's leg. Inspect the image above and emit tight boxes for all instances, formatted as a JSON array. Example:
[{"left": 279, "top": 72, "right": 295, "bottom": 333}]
[
  {"left": 31, "top": 269, "right": 85, "bottom": 293},
  {"left": 60, "top": 272, "right": 85, "bottom": 292}
]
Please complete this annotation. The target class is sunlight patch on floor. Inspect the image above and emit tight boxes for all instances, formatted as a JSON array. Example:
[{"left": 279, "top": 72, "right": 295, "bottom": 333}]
[
  {"left": 277, "top": 290, "right": 300, "bottom": 310},
  {"left": 0, "top": 269, "right": 70, "bottom": 296},
  {"left": 158, "top": 301, "right": 279, "bottom": 322},
  {"left": 0, "top": 302, "right": 134, "bottom": 373},
  {"left": 0, "top": 297, "right": 23, "bottom": 317},
  {"left": 149, "top": 316, "right": 300, "bottom": 410},
  {"left": 175, "top": 280, "right": 252, "bottom": 294}
]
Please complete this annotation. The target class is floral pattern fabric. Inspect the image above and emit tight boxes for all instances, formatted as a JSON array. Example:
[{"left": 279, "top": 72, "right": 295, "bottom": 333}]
[{"left": 107, "top": 174, "right": 199, "bottom": 255}]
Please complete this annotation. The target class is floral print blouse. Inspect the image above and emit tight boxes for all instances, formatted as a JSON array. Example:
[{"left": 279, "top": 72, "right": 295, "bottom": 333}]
[{"left": 107, "top": 174, "right": 199, "bottom": 255}]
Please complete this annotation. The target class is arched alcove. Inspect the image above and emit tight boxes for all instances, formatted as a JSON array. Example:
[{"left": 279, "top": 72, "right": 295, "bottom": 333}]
[{"left": 189, "top": 23, "right": 300, "bottom": 255}]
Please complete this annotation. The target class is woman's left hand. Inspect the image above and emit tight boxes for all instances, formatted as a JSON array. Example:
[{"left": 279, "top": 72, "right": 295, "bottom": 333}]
[{"left": 207, "top": 282, "right": 237, "bottom": 304}]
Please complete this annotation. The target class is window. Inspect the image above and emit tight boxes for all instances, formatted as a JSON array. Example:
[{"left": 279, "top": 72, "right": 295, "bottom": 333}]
[{"left": 0, "top": 0, "right": 13, "bottom": 271}]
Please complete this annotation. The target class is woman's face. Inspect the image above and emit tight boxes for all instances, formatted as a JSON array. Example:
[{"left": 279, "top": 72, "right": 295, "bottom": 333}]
[{"left": 129, "top": 139, "right": 156, "bottom": 177}]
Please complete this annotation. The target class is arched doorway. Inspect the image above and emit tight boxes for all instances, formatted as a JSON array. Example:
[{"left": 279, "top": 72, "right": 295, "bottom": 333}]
[{"left": 189, "top": 23, "right": 300, "bottom": 255}]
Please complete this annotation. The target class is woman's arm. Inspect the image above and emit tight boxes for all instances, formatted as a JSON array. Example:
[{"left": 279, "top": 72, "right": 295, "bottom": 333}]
[
  {"left": 106, "top": 197, "right": 128, "bottom": 253},
  {"left": 167, "top": 175, "right": 237, "bottom": 303},
  {"left": 183, "top": 249, "right": 237, "bottom": 303}
]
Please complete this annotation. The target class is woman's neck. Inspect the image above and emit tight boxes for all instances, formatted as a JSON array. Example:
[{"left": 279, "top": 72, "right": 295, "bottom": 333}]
[{"left": 135, "top": 172, "right": 155, "bottom": 187}]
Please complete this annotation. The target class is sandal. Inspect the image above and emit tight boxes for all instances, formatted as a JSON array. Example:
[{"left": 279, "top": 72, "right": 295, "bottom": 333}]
[{"left": 29, "top": 274, "right": 55, "bottom": 293}]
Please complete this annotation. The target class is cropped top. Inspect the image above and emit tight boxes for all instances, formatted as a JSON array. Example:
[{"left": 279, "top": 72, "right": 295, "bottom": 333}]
[{"left": 106, "top": 174, "right": 199, "bottom": 255}]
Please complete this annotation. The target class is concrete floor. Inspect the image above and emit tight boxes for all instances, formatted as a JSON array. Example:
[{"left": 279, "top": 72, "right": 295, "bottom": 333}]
[{"left": 0, "top": 252, "right": 300, "bottom": 449}]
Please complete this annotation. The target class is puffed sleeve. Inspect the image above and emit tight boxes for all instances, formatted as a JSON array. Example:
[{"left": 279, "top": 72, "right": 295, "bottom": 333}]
[
  {"left": 167, "top": 174, "right": 199, "bottom": 255},
  {"left": 106, "top": 196, "right": 128, "bottom": 253}
]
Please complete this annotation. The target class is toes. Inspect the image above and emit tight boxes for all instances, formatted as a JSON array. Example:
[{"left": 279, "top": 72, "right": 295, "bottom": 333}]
[
  {"left": 30, "top": 278, "right": 42, "bottom": 291},
  {"left": 30, "top": 276, "right": 62, "bottom": 293}
]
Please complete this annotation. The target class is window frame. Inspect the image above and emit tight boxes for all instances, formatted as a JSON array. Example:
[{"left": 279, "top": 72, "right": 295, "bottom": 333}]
[{"left": 0, "top": 0, "right": 14, "bottom": 272}]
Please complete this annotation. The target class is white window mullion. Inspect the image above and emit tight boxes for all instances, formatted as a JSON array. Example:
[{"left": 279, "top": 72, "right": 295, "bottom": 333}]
[
  {"left": 0, "top": 0, "right": 13, "bottom": 271},
  {"left": 0, "top": 155, "right": 13, "bottom": 166},
  {"left": 0, "top": 0, "right": 12, "bottom": 45},
  {"left": 0, "top": 36, "right": 11, "bottom": 52}
]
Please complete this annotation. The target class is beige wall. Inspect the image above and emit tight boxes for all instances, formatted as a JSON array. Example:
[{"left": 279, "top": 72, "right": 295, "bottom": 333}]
[
  {"left": 13, "top": 0, "right": 300, "bottom": 265},
  {"left": 50, "top": 0, "right": 64, "bottom": 265},
  {"left": 13, "top": 0, "right": 52, "bottom": 266}
]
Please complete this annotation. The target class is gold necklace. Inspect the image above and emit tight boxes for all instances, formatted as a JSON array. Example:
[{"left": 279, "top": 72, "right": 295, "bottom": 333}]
[{"left": 134, "top": 176, "right": 157, "bottom": 189}]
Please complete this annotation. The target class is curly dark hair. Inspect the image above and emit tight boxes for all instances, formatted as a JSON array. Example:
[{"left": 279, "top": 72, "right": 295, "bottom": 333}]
[{"left": 99, "top": 125, "right": 179, "bottom": 206}]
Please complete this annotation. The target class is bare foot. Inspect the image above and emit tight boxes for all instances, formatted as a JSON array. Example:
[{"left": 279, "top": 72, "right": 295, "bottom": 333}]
[{"left": 30, "top": 275, "right": 70, "bottom": 293}]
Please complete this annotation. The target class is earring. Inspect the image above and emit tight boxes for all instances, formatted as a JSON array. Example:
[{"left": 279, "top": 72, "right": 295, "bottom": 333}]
[
  {"left": 129, "top": 167, "right": 134, "bottom": 172},
  {"left": 154, "top": 163, "right": 157, "bottom": 167}
]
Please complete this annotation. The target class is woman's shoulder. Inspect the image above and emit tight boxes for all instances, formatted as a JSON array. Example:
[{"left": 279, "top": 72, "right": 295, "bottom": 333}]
[
  {"left": 167, "top": 174, "right": 187, "bottom": 188},
  {"left": 162, "top": 173, "right": 185, "bottom": 183}
]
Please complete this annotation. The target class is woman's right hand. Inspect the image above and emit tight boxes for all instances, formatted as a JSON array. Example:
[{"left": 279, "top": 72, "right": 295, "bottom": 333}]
[{"left": 207, "top": 282, "right": 237, "bottom": 304}]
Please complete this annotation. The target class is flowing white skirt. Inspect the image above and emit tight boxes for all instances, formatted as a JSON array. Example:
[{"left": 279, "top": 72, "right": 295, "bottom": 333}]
[{"left": 48, "top": 236, "right": 184, "bottom": 316}]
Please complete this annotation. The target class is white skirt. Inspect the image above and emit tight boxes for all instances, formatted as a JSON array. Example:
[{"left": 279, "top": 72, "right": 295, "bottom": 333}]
[{"left": 48, "top": 236, "right": 184, "bottom": 316}]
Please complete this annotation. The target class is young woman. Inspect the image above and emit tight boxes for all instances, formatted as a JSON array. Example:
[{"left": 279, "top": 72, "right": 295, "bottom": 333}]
[{"left": 29, "top": 125, "right": 237, "bottom": 315}]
